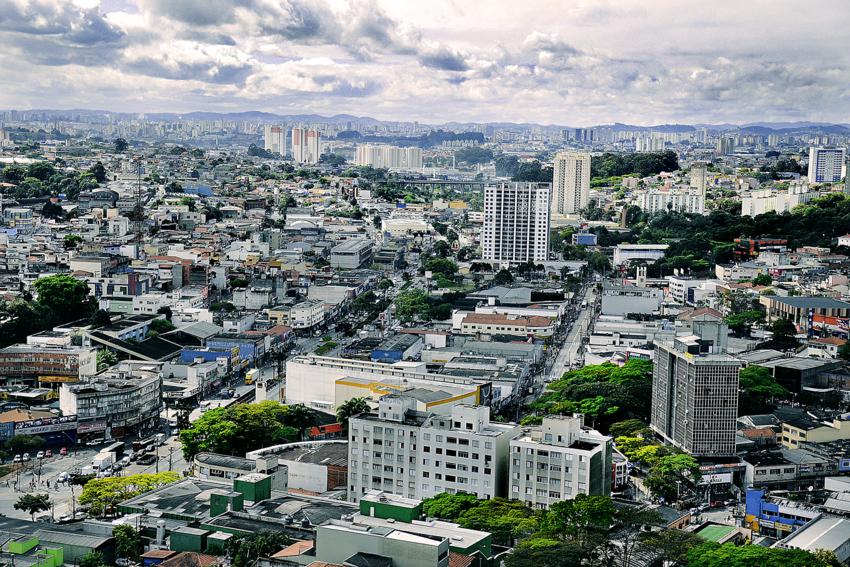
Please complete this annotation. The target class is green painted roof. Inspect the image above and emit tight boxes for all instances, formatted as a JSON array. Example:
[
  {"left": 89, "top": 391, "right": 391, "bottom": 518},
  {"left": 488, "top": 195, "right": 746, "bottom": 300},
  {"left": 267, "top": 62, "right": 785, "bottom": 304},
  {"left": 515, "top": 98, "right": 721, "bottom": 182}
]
[{"left": 695, "top": 524, "right": 737, "bottom": 542}]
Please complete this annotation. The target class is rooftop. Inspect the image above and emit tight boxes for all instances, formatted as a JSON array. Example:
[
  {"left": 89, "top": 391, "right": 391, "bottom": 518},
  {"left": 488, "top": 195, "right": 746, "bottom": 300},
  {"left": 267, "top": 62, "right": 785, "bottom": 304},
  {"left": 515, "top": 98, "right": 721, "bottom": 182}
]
[{"left": 770, "top": 296, "right": 850, "bottom": 309}]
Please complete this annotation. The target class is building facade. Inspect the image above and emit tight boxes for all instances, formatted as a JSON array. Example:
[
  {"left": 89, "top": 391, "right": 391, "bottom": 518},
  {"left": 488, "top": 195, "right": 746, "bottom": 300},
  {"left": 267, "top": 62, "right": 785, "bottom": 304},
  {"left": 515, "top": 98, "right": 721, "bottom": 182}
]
[
  {"left": 808, "top": 147, "right": 846, "bottom": 183},
  {"left": 355, "top": 144, "right": 423, "bottom": 169},
  {"left": 508, "top": 415, "right": 613, "bottom": 510},
  {"left": 347, "top": 397, "right": 519, "bottom": 503},
  {"left": 263, "top": 125, "right": 286, "bottom": 155},
  {"left": 650, "top": 326, "right": 742, "bottom": 457},
  {"left": 482, "top": 182, "right": 550, "bottom": 264},
  {"left": 552, "top": 151, "right": 590, "bottom": 216},
  {"left": 292, "top": 128, "right": 320, "bottom": 164}
]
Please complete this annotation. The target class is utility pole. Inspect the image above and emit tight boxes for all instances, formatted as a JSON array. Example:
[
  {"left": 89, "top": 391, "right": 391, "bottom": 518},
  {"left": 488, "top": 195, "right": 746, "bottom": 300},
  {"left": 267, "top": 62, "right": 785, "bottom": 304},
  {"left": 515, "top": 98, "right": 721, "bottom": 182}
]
[
  {"left": 155, "top": 442, "right": 159, "bottom": 474},
  {"left": 168, "top": 447, "right": 174, "bottom": 472}
]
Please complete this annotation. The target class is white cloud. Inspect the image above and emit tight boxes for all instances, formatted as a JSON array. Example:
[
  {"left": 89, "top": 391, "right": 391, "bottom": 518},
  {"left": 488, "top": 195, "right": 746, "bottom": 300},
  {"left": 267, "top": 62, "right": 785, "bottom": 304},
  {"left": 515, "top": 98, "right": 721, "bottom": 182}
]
[{"left": 0, "top": 0, "right": 849, "bottom": 125}]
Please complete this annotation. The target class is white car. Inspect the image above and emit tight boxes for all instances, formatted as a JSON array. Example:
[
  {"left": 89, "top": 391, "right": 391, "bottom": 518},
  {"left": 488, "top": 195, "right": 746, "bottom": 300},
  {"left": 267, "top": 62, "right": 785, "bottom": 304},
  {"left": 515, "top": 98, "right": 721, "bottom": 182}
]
[
  {"left": 116, "top": 558, "right": 134, "bottom": 567},
  {"left": 36, "top": 451, "right": 44, "bottom": 459}
]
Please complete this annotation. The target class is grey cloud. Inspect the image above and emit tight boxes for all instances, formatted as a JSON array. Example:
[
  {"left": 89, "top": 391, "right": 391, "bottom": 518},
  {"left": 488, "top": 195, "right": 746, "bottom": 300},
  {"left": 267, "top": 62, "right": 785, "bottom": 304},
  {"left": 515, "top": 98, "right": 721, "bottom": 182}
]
[
  {"left": 0, "top": 1, "right": 125, "bottom": 45},
  {"left": 141, "top": 0, "right": 246, "bottom": 26},
  {"left": 124, "top": 56, "right": 254, "bottom": 85},
  {"left": 419, "top": 48, "right": 469, "bottom": 72}
]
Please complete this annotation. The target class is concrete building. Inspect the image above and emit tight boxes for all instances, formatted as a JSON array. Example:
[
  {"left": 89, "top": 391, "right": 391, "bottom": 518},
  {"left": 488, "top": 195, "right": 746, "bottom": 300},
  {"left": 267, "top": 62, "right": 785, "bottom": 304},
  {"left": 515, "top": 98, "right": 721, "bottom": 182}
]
[
  {"left": 59, "top": 362, "right": 161, "bottom": 440},
  {"left": 263, "top": 125, "right": 286, "bottom": 155},
  {"left": 650, "top": 321, "right": 742, "bottom": 457},
  {"left": 636, "top": 187, "right": 705, "bottom": 215},
  {"left": 740, "top": 182, "right": 816, "bottom": 217},
  {"left": 0, "top": 344, "right": 97, "bottom": 383},
  {"left": 690, "top": 161, "right": 708, "bottom": 193},
  {"left": 330, "top": 239, "right": 373, "bottom": 269},
  {"left": 600, "top": 284, "right": 664, "bottom": 316},
  {"left": 808, "top": 147, "right": 846, "bottom": 183},
  {"left": 760, "top": 296, "right": 850, "bottom": 333},
  {"left": 482, "top": 182, "right": 550, "bottom": 264},
  {"left": 613, "top": 243, "right": 669, "bottom": 266},
  {"left": 509, "top": 414, "right": 613, "bottom": 510},
  {"left": 314, "top": 518, "right": 449, "bottom": 567},
  {"left": 292, "top": 128, "right": 320, "bottom": 164},
  {"left": 552, "top": 151, "right": 591, "bottom": 216},
  {"left": 355, "top": 144, "right": 423, "bottom": 169},
  {"left": 348, "top": 396, "right": 519, "bottom": 503},
  {"left": 458, "top": 312, "right": 555, "bottom": 338}
]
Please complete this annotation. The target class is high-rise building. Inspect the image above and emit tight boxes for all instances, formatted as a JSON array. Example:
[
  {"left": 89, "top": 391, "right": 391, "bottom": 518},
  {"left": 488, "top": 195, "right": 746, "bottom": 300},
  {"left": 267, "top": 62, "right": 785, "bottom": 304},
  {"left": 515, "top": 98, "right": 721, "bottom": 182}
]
[
  {"left": 482, "top": 182, "right": 550, "bottom": 265},
  {"left": 508, "top": 414, "right": 612, "bottom": 510},
  {"left": 807, "top": 147, "right": 846, "bottom": 183},
  {"left": 551, "top": 151, "right": 591, "bottom": 216},
  {"left": 292, "top": 128, "right": 321, "bottom": 164},
  {"left": 716, "top": 137, "right": 735, "bottom": 156},
  {"left": 263, "top": 125, "right": 286, "bottom": 156},
  {"left": 347, "top": 395, "right": 520, "bottom": 503},
  {"left": 355, "top": 144, "right": 423, "bottom": 169},
  {"left": 650, "top": 315, "right": 741, "bottom": 457},
  {"left": 690, "top": 161, "right": 707, "bottom": 193}
]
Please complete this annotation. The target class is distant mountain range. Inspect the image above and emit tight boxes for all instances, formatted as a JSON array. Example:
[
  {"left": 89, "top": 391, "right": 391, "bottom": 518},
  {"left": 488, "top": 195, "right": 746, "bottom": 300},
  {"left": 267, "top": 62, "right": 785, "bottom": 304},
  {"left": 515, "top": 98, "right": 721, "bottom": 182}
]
[{"left": 7, "top": 108, "right": 850, "bottom": 135}]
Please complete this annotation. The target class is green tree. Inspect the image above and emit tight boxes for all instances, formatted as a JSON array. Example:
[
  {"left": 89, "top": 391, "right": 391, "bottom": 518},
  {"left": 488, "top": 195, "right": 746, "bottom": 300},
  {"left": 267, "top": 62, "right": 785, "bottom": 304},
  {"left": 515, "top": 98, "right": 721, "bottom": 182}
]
[
  {"left": 79, "top": 472, "right": 179, "bottom": 517},
  {"left": 97, "top": 349, "right": 118, "bottom": 371},
  {"left": 113, "top": 525, "right": 143, "bottom": 561},
  {"left": 14, "top": 493, "right": 51, "bottom": 521},
  {"left": 149, "top": 318, "right": 176, "bottom": 334},
  {"left": 687, "top": 541, "right": 831, "bottom": 566},
  {"left": 80, "top": 551, "right": 107, "bottom": 567},
  {"left": 839, "top": 342, "right": 850, "bottom": 362},
  {"left": 503, "top": 540, "right": 586, "bottom": 567},
  {"left": 494, "top": 269, "right": 513, "bottom": 285},
  {"left": 539, "top": 495, "right": 615, "bottom": 545},
  {"left": 421, "top": 492, "right": 480, "bottom": 521},
  {"left": 90, "top": 309, "right": 112, "bottom": 328},
  {"left": 752, "top": 273, "right": 772, "bottom": 286},
  {"left": 336, "top": 397, "right": 370, "bottom": 432},
  {"left": 645, "top": 453, "right": 701, "bottom": 501},
  {"left": 587, "top": 252, "right": 611, "bottom": 274},
  {"left": 179, "top": 401, "right": 299, "bottom": 459},
  {"left": 282, "top": 404, "right": 319, "bottom": 440},
  {"left": 458, "top": 498, "right": 538, "bottom": 546},
  {"left": 63, "top": 234, "right": 83, "bottom": 249},
  {"left": 739, "top": 365, "right": 789, "bottom": 414},
  {"left": 113, "top": 138, "right": 129, "bottom": 153},
  {"left": 725, "top": 310, "right": 764, "bottom": 336},
  {"left": 88, "top": 161, "right": 107, "bottom": 183},
  {"left": 394, "top": 289, "right": 431, "bottom": 323},
  {"left": 7, "top": 434, "right": 44, "bottom": 455},
  {"left": 224, "top": 532, "right": 292, "bottom": 567},
  {"left": 26, "top": 161, "right": 57, "bottom": 182},
  {"left": 609, "top": 419, "right": 651, "bottom": 439},
  {"left": 33, "top": 274, "right": 94, "bottom": 324},
  {"left": 759, "top": 317, "right": 800, "bottom": 350},
  {"left": 639, "top": 528, "right": 705, "bottom": 566}
]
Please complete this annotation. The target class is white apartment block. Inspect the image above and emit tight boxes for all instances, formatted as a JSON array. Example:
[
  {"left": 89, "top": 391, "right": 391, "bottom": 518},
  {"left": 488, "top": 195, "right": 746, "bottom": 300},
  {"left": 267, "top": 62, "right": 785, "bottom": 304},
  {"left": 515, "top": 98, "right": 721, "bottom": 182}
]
[
  {"left": 740, "top": 182, "right": 816, "bottom": 217},
  {"left": 808, "top": 147, "right": 846, "bottom": 183},
  {"left": 263, "top": 125, "right": 286, "bottom": 155},
  {"left": 482, "top": 182, "right": 550, "bottom": 265},
  {"left": 292, "top": 128, "right": 320, "bottom": 164},
  {"left": 355, "top": 144, "right": 423, "bottom": 169},
  {"left": 347, "top": 396, "right": 519, "bottom": 503},
  {"left": 636, "top": 187, "right": 705, "bottom": 215},
  {"left": 552, "top": 151, "right": 590, "bottom": 216},
  {"left": 289, "top": 300, "right": 325, "bottom": 330},
  {"left": 509, "top": 415, "right": 613, "bottom": 510}
]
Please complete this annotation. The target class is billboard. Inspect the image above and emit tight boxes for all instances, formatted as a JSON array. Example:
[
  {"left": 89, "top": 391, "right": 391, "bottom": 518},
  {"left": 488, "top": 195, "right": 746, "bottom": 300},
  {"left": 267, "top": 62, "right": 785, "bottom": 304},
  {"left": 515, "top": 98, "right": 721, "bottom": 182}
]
[{"left": 15, "top": 414, "right": 77, "bottom": 435}]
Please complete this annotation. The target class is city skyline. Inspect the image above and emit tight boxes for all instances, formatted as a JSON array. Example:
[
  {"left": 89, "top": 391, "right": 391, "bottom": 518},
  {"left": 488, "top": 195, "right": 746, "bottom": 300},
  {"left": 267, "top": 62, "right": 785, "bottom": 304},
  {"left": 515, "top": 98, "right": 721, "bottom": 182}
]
[{"left": 2, "top": 0, "right": 850, "bottom": 126}]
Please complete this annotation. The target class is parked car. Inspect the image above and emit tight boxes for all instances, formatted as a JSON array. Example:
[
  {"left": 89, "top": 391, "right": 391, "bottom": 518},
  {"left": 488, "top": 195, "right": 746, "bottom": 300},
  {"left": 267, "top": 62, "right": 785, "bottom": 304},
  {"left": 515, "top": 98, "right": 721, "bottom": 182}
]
[
  {"left": 22, "top": 453, "right": 30, "bottom": 462},
  {"left": 13, "top": 454, "right": 21, "bottom": 463},
  {"left": 45, "top": 449, "right": 53, "bottom": 458},
  {"left": 59, "top": 447, "right": 68, "bottom": 456},
  {"left": 116, "top": 559, "right": 134, "bottom": 567},
  {"left": 36, "top": 451, "right": 44, "bottom": 459}
]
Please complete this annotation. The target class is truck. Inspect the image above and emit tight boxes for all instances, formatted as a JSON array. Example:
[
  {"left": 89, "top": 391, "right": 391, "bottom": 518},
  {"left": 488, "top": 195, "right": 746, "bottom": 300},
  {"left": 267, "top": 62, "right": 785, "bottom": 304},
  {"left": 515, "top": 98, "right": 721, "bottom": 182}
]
[
  {"left": 245, "top": 368, "right": 258, "bottom": 385},
  {"left": 156, "top": 433, "right": 166, "bottom": 446},
  {"left": 92, "top": 452, "right": 113, "bottom": 472}
]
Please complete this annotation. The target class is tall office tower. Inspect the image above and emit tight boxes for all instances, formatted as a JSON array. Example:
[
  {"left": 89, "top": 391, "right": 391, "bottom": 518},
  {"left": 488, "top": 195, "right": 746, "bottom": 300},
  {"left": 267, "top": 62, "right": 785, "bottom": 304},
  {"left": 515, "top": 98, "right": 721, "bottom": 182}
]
[
  {"left": 263, "top": 125, "right": 286, "bottom": 155},
  {"left": 716, "top": 137, "right": 735, "bottom": 155},
  {"left": 650, "top": 315, "right": 741, "bottom": 457},
  {"left": 807, "top": 147, "right": 846, "bottom": 183},
  {"left": 690, "top": 161, "right": 707, "bottom": 193},
  {"left": 292, "top": 128, "right": 321, "bottom": 164},
  {"left": 482, "top": 182, "right": 550, "bottom": 264},
  {"left": 551, "top": 151, "right": 591, "bottom": 216}
]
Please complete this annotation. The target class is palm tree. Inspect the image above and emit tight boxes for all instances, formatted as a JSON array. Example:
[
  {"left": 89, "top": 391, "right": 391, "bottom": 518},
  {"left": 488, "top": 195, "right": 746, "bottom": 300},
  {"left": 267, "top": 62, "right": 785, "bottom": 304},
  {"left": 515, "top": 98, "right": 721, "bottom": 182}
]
[
  {"left": 284, "top": 404, "right": 319, "bottom": 440},
  {"left": 336, "top": 398, "right": 370, "bottom": 431}
]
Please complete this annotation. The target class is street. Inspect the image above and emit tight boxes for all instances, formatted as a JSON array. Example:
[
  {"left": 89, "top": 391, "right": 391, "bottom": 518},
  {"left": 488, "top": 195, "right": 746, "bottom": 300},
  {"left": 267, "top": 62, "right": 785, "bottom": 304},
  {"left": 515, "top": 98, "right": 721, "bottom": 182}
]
[
  {"left": 546, "top": 285, "right": 597, "bottom": 382},
  {"left": 0, "top": 433, "right": 187, "bottom": 521}
]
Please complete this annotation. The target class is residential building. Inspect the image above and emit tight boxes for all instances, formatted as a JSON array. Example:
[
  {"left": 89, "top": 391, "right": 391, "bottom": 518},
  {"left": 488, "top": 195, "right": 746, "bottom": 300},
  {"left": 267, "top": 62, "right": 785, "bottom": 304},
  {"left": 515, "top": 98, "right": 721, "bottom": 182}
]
[
  {"left": 636, "top": 186, "right": 705, "bottom": 215},
  {"left": 263, "top": 125, "right": 286, "bottom": 155},
  {"left": 650, "top": 321, "right": 742, "bottom": 457},
  {"left": 288, "top": 300, "right": 326, "bottom": 332},
  {"left": 355, "top": 144, "right": 423, "bottom": 169},
  {"left": 741, "top": 182, "right": 816, "bottom": 217},
  {"left": 347, "top": 396, "right": 519, "bottom": 502},
  {"left": 690, "top": 161, "right": 708, "bottom": 193},
  {"left": 509, "top": 414, "right": 613, "bottom": 509},
  {"left": 291, "top": 128, "right": 320, "bottom": 164},
  {"left": 59, "top": 362, "right": 161, "bottom": 440},
  {"left": 808, "top": 147, "right": 846, "bottom": 183},
  {"left": 551, "top": 151, "right": 590, "bottom": 216},
  {"left": 330, "top": 239, "right": 373, "bottom": 269},
  {"left": 482, "top": 182, "right": 550, "bottom": 264},
  {"left": 0, "top": 344, "right": 97, "bottom": 383}
]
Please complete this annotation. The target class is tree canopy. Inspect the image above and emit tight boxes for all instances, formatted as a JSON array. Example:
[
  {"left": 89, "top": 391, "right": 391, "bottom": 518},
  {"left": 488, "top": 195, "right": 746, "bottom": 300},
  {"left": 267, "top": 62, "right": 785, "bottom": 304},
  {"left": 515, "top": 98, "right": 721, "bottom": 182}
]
[
  {"left": 79, "top": 472, "right": 179, "bottom": 517},
  {"left": 687, "top": 541, "right": 832, "bottom": 567}
]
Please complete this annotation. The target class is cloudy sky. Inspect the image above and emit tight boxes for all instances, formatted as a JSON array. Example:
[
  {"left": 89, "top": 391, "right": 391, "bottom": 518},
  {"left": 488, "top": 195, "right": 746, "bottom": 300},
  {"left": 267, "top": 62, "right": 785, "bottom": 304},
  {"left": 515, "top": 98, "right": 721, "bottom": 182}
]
[{"left": 1, "top": 0, "right": 849, "bottom": 126}]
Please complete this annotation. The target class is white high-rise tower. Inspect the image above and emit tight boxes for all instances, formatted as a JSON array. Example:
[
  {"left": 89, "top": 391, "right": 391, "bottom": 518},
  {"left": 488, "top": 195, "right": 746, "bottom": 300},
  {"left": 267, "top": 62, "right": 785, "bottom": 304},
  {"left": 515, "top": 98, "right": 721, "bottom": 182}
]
[
  {"left": 482, "top": 182, "right": 551, "bottom": 265},
  {"left": 551, "top": 151, "right": 591, "bottom": 217}
]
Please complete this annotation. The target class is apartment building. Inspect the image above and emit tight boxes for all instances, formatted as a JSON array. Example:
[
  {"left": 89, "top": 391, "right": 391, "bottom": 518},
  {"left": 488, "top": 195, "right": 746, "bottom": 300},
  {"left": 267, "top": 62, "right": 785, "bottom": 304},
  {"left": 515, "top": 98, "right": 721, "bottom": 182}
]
[
  {"left": 347, "top": 396, "right": 519, "bottom": 503},
  {"left": 509, "top": 414, "right": 613, "bottom": 509},
  {"left": 551, "top": 151, "right": 590, "bottom": 216},
  {"left": 0, "top": 344, "right": 97, "bottom": 383},
  {"left": 482, "top": 182, "right": 550, "bottom": 264}
]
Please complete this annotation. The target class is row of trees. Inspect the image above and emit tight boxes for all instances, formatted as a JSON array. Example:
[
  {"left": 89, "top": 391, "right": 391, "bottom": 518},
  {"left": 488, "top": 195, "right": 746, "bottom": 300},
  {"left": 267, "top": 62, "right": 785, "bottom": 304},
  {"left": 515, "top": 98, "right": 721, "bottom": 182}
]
[
  {"left": 1, "top": 160, "right": 106, "bottom": 200},
  {"left": 420, "top": 492, "right": 836, "bottom": 567}
]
